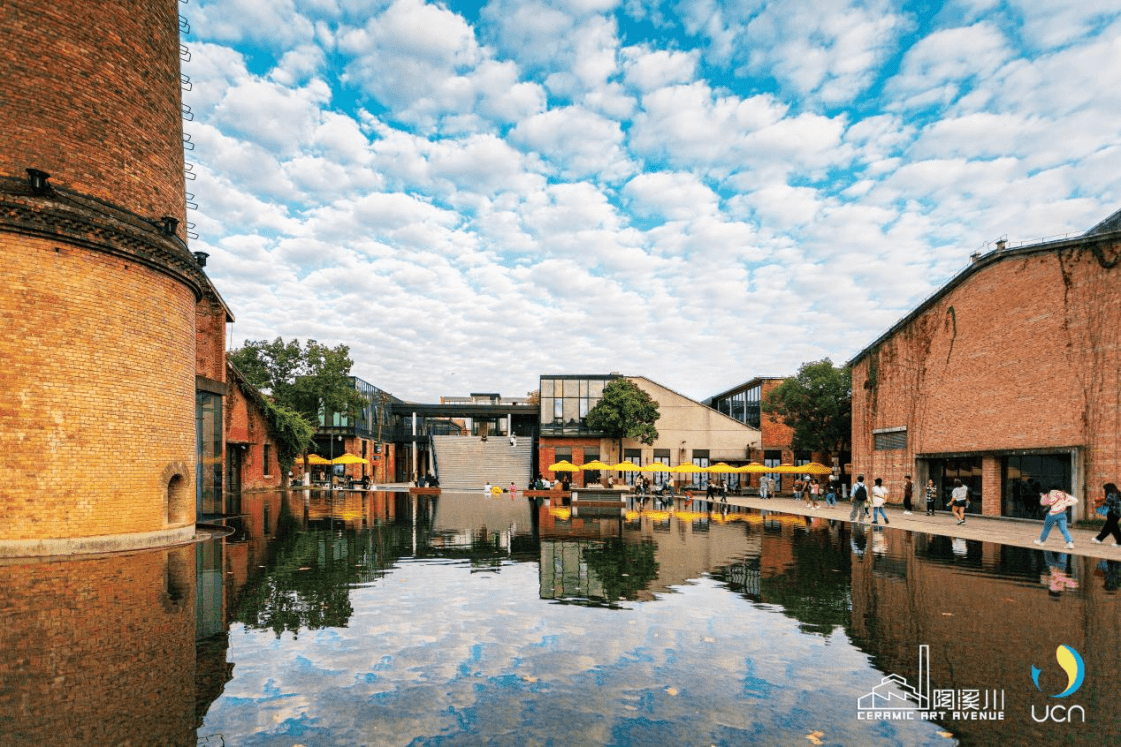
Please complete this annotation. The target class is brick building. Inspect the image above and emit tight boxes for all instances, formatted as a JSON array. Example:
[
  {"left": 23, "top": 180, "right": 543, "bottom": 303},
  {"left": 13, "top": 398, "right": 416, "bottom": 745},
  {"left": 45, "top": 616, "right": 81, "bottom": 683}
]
[
  {"left": 538, "top": 374, "right": 761, "bottom": 488},
  {"left": 224, "top": 362, "right": 283, "bottom": 496},
  {"left": 707, "top": 376, "right": 843, "bottom": 491},
  {"left": 849, "top": 211, "right": 1121, "bottom": 518},
  {"left": 1, "top": 0, "right": 209, "bottom": 555}
]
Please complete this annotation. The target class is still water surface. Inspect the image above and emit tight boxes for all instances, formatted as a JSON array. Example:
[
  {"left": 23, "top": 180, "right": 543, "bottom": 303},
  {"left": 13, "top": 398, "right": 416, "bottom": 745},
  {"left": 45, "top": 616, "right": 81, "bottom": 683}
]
[{"left": 3, "top": 489, "right": 1119, "bottom": 746}]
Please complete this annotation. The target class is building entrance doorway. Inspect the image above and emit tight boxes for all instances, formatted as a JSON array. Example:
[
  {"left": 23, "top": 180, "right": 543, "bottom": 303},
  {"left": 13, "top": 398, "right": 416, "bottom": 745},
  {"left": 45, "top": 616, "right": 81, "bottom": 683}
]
[
  {"left": 928, "top": 457, "right": 982, "bottom": 515},
  {"left": 1002, "top": 453, "right": 1072, "bottom": 520}
]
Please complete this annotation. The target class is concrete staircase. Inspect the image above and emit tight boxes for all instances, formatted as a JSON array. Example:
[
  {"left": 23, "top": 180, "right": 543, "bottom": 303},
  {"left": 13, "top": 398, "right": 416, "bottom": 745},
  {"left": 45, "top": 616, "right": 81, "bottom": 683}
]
[{"left": 432, "top": 435, "right": 533, "bottom": 490}]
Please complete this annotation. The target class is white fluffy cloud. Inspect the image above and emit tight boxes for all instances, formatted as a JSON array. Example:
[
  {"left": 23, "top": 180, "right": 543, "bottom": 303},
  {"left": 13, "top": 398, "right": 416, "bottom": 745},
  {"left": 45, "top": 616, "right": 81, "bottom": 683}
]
[{"left": 181, "top": 0, "right": 1121, "bottom": 401}]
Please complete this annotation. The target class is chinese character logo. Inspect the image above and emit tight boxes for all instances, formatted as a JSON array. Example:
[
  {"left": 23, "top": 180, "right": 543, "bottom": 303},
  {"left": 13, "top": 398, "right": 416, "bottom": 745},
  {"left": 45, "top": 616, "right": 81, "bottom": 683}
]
[{"left": 1031, "top": 644, "right": 1084, "bottom": 698}]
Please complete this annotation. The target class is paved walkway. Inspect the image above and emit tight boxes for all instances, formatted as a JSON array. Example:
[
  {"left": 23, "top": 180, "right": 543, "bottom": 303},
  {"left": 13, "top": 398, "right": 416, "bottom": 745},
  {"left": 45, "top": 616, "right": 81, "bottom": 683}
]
[{"left": 674, "top": 493, "right": 1120, "bottom": 559}]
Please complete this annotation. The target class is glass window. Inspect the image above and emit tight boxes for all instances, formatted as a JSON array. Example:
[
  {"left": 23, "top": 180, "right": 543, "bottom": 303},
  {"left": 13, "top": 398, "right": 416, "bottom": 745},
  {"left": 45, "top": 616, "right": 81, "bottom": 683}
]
[
  {"left": 564, "top": 379, "right": 578, "bottom": 397},
  {"left": 541, "top": 397, "right": 553, "bottom": 422},
  {"left": 874, "top": 430, "right": 907, "bottom": 450},
  {"left": 554, "top": 398, "right": 563, "bottom": 419},
  {"left": 195, "top": 391, "right": 222, "bottom": 516},
  {"left": 563, "top": 396, "right": 579, "bottom": 424},
  {"left": 1002, "top": 453, "right": 1072, "bottom": 520},
  {"left": 589, "top": 379, "right": 605, "bottom": 398}
]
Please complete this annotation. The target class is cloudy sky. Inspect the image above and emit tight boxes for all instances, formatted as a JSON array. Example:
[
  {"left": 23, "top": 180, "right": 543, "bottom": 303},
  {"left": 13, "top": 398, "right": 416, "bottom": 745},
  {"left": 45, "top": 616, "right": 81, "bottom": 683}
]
[{"left": 182, "top": 0, "right": 1121, "bottom": 403}]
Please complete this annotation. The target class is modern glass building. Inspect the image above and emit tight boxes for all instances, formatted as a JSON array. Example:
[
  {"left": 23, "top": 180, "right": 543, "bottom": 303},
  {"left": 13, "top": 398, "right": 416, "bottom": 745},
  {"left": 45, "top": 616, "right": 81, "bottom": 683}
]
[{"left": 538, "top": 374, "right": 619, "bottom": 436}]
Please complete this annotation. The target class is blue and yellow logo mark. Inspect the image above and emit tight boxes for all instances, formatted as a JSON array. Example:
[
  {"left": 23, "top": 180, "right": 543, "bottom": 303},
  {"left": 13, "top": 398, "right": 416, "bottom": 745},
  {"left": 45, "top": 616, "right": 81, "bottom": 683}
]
[{"left": 1031, "top": 645, "right": 1084, "bottom": 698}]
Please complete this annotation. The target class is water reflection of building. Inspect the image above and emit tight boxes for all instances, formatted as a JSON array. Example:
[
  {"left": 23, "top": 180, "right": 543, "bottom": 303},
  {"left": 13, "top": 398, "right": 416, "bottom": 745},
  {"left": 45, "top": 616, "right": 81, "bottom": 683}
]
[
  {"left": 849, "top": 533, "right": 1121, "bottom": 742},
  {"left": 537, "top": 504, "right": 824, "bottom": 604},
  {"left": 0, "top": 546, "right": 201, "bottom": 744}
]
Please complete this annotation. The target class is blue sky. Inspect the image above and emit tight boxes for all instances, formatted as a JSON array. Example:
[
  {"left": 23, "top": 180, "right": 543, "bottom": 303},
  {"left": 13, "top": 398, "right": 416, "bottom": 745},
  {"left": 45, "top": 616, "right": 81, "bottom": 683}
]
[{"left": 182, "top": 0, "right": 1121, "bottom": 402}]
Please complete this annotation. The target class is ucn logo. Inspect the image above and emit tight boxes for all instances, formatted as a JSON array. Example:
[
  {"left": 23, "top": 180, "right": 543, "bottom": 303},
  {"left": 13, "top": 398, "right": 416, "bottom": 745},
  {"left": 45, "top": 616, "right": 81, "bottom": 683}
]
[{"left": 1030, "top": 644, "right": 1086, "bottom": 723}]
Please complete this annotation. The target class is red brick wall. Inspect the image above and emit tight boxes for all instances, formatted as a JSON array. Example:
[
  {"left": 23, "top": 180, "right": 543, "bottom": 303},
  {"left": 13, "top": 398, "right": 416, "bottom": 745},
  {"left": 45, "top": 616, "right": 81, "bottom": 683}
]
[
  {"left": 0, "top": 0, "right": 185, "bottom": 231},
  {"left": 196, "top": 298, "right": 228, "bottom": 383},
  {"left": 852, "top": 240, "right": 1121, "bottom": 513},
  {"left": 538, "top": 437, "right": 602, "bottom": 482},
  {"left": 0, "top": 0, "right": 201, "bottom": 551},
  {"left": 0, "top": 235, "right": 197, "bottom": 542},
  {"left": 224, "top": 379, "right": 282, "bottom": 491}
]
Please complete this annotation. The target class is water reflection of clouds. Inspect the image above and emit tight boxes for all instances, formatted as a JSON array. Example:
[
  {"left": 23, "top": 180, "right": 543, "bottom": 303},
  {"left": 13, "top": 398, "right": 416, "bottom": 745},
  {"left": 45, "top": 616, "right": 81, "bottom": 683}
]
[{"left": 201, "top": 559, "right": 947, "bottom": 746}]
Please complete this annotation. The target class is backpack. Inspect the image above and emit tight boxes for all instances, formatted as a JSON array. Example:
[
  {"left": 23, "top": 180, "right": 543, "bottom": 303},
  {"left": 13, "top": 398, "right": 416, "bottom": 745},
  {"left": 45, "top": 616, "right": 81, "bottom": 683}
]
[{"left": 853, "top": 484, "right": 867, "bottom": 502}]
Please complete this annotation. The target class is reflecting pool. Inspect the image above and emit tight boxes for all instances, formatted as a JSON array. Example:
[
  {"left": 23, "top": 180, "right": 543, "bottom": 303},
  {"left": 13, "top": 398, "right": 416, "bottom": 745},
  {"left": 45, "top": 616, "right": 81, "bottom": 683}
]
[{"left": 2, "top": 489, "right": 1119, "bottom": 746}]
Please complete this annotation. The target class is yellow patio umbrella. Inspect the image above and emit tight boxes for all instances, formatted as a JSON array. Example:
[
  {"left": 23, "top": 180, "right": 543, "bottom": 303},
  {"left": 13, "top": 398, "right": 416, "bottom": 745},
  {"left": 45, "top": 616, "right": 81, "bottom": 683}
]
[
  {"left": 771, "top": 464, "right": 800, "bottom": 474},
  {"left": 641, "top": 462, "right": 671, "bottom": 472},
  {"left": 707, "top": 462, "right": 736, "bottom": 473},
  {"left": 670, "top": 463, "right": 701, "bottom": 474},
  {"left": 580, "top": 460, "right": 612, "bottom": 471},
  {"left": 331, "top": 453, "right": 369, "bottom": 465},
  {"left": 547, "top": 460, "right": 580, "bottom": 472},
  {"left": 610, "top": 461, "right": 643, "bottom": 472},
  {"left": 799, "top": 462, "right": 834, "bottom": 475},
  {"left": 305, "top": 454, "right": 331, "bottom": 465},
  {"left": 736, "top": 462, "right": 769, "bottom": 473}
]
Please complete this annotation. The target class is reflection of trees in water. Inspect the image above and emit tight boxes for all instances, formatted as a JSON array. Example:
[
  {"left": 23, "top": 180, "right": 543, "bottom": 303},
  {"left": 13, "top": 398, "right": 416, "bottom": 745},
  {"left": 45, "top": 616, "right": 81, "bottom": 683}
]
[
  {"left": 231, "top": 499, "right": 409, "bottom": 638},
  {"left": 714, "top": 530, "right": 851, "bottom": 636},
  {"left": 581, "top": 538, "right": 659, "bottom": 606}
]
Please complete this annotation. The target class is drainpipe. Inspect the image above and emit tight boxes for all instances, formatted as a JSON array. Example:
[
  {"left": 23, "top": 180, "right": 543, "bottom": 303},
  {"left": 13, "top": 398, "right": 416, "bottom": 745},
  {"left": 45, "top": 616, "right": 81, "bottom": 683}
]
[{"left": 412, "top": 411, "right": 418, "bottom": 483}]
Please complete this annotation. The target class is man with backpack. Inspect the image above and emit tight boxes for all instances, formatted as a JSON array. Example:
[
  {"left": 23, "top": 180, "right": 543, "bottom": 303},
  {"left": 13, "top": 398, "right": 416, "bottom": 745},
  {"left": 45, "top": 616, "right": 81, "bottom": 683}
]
[{"left": 850, "top": 474, "right": 869, "bottom": 524}]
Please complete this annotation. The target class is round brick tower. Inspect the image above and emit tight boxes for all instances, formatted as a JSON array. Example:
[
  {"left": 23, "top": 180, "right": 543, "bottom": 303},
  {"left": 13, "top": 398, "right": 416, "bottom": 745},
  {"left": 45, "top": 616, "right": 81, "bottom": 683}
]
[{"left": 1, "top": 0, "right": 205, "bottom": 555}]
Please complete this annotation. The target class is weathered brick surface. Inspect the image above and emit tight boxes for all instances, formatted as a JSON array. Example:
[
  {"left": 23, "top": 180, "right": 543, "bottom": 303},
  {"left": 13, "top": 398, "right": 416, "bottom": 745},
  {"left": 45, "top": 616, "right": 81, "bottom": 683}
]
[
  {"left": 224, "top": 375, "right": 282, "bottom": 492},
  {"left": 196, "top": 299, "right": 227, "bottom": 383},
  {"left": 0, "top": 235, "right": 197, "bottom": 540},
  {"left": 852, "top": 239, "right": 1121, "bottom": 514},
  {"left": 0, "top": 0, "right": 185, "bottom": 230},
  {"left": 0, "top": 545, "right": 197, "bottom": 744},
  {"left": 0, "top": 0, "right": 199, "bottom": 548}
]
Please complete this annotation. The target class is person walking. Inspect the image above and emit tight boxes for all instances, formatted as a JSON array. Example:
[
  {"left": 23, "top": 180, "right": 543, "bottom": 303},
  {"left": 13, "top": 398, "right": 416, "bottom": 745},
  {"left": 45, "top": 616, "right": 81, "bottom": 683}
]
[
  {"left": 871, "top": 477, "right": 890, "bottom": 524},
  {"left": 949, "top": 479, "right": 970, "bottom": 524},
  {"left": 924, "top": 478, "right": 937, "bottom": 516},
  {"left": 825, "top": 478, "right": 837, "bottom": 507},
  {"left": 793, "top": 477, "right": 804, "bottom": 504},
  {"left": 902, "top": 475, "right": 914, "bottom": 515},
  {"left": 849, "top": 474, "right": 869, "bottom": 524},
  {"left": 1034, "top": 484, "right": 1077, "bottom": 549},
  {"left": 807, "top": 478, "right": 820, "bottom": 509},
  {"left": 1092, "top": 482, "right": 1121, "bottom": 546}
]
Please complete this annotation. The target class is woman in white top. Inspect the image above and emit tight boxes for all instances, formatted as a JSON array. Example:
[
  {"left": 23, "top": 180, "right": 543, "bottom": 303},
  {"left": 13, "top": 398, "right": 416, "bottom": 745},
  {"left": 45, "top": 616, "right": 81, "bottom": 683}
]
[
  {"left": 950, "top": 479, "right": 969, "bottom": 524},
  {"left": 871, "top": 477, "right": 889, "bottom": 524}
]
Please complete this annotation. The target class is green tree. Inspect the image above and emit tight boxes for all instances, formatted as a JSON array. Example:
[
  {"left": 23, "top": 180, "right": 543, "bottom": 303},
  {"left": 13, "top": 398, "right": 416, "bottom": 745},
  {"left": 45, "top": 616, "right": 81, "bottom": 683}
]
[
  {"left": 762, "top": 359, "right": 851, "bottom": 456},
  {"left": 231, "top": 338, "right": 367, "bottom": 424},
  {"left": 584, "top": 379, "right": 660, "bottom": 460},
  {"left": 230, "top": 338, "right": 369, "bottom": 479}
]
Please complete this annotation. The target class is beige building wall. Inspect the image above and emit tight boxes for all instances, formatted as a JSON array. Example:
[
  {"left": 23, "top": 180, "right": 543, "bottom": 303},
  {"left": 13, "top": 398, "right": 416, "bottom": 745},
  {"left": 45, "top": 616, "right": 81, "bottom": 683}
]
[{"left": 594, "top": 376, "right": 761, "bottom": 465}]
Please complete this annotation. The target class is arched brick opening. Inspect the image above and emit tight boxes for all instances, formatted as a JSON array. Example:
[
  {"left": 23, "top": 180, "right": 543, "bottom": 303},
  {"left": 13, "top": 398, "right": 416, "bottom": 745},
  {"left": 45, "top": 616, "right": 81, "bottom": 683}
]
[{"left": 161, "top": 461, "right": 191, "bottom": 525}]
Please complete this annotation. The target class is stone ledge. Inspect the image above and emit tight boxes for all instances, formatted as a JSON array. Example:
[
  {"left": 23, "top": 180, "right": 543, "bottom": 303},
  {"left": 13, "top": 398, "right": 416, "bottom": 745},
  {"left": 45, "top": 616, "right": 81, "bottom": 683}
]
[{"left": 0, "top": 525, "right": 197, "bottom": 559}]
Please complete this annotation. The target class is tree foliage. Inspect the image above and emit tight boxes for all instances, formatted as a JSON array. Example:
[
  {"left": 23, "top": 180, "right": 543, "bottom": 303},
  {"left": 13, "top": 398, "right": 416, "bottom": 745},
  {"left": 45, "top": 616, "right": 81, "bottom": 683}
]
[
  {"left": 763, "top": 359, "right": 852, "bottom": 454},
  {"left": 230, "top": 338, "right": 368, "bottom": 427},
  {"left": 585, "top": 379, "right": 660, "bottom": 457},
  {"left": 231, "top": 368, "right": 316, "bottom": 476}
]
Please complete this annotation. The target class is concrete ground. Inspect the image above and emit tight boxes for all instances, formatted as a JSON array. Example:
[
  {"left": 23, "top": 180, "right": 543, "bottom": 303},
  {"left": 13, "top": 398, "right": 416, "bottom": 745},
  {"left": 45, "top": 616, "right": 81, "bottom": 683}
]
[{"left": 674, "top": 492, "right": 1121, "bottom": 560}]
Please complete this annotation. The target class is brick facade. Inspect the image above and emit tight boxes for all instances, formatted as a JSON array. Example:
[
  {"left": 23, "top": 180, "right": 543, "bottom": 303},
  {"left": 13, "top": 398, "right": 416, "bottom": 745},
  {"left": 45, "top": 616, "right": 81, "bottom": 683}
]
[
  {"left": 0, "top": 0, "right": 204, "bottom": 554},
  {"left": 0, "top": 545, "right": 197, "bottom": 743},
  {"left": 851, "top": 231, "right": 1121, "bottom": 516},
  {"left": 0, "top": 0, "right": 186, "bottom": 229},
  {"left": 225, "top": 365, "right": 282, "bottom": 493}
]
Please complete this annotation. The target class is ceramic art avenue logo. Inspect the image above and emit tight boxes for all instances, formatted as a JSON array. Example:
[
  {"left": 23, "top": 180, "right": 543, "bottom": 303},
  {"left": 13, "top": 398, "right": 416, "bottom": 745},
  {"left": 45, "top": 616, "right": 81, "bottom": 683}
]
[{"left": 856, "top": 645, "right": 1006, "bottom": 722}]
